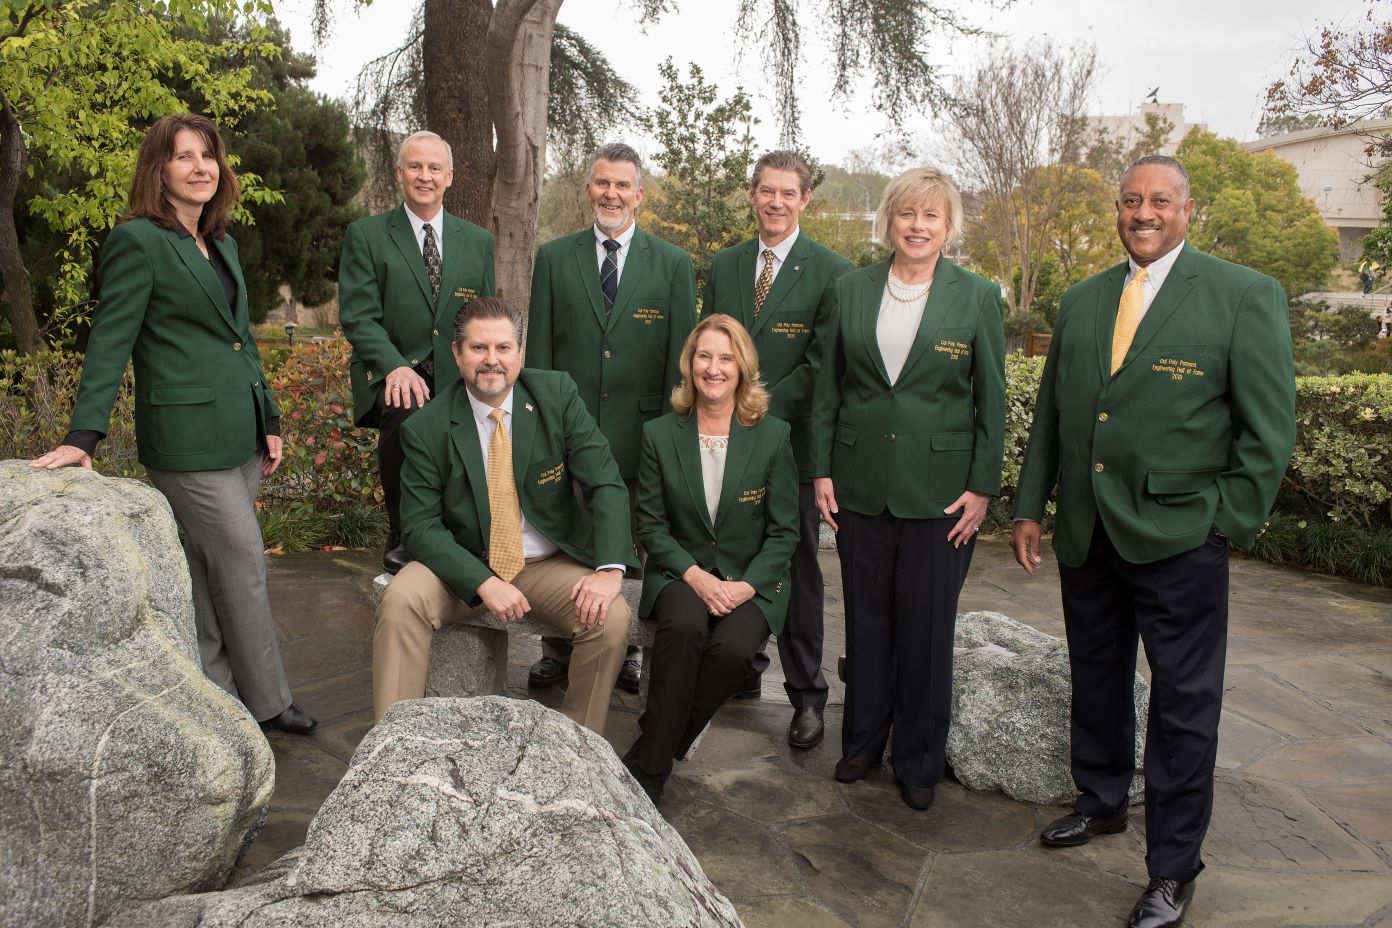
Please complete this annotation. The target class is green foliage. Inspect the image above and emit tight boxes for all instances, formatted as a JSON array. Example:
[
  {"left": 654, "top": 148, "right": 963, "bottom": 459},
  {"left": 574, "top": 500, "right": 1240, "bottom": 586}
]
[
  {"left": 262, "top": 338, "right": 382, "bottom": 515},
  {"left": 547, "top": 24, "right": 645, "bottom": 166},
  {"left": 990, "top": 353, "right": 1048, "bottom": 530},
  {"left": 1083, "top": 110, "right": 1175, "bottom": 187},
  {"left": 1250, "top": 513, "right": 1392, "bottom": 587},
  {"left": 0, "top": 348, "right": 140, "bottom": 475},
  {"left": 799, "top": 208, "right": 887, "bottom": 269},
  {"left": 1289, "top": 300, "right": 1379, "bottom": 349},
  {"left": 1286, "top": 373, "right": 1392, "bottom": 529},
  {"left": 1176, "top": 129, "right": 1339, "bottom": 298},
  {"left": 1357, "top": 163, "right": 1392, "bottom": 272},
  {"left": 0, "top": 0, "right": 282, "bottom": 340},
  {"left": 645, "top": 59, "right": 756, "bottom": 293}
]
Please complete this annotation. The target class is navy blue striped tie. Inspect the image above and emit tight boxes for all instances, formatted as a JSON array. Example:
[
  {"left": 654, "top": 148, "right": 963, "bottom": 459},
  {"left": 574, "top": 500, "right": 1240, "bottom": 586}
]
[{"left": 601, "top": 238, "right": 620, "bottom": 312}]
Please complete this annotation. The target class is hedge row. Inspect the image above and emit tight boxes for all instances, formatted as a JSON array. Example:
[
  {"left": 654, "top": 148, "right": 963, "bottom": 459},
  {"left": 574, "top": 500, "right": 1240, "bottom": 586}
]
[{"left": 3, "top": 346, "right": 1390, "bottom": 573}]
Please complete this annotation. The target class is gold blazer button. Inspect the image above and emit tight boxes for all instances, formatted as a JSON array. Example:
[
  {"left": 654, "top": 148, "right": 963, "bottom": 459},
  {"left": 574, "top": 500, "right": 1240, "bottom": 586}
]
[
  {"left": 1094, "top": 463, "right": 1105, "bottom": 473},
  {"left": 232, "top": 342, "right": 242, "bottom": 350}
]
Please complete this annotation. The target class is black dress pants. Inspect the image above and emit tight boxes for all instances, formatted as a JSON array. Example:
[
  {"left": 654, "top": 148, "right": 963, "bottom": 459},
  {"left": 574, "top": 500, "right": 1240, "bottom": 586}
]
[
  {"left": 375, "top": 366, "right": 435, "bottom": 533},
  {"left": 629, "top": 580, "right": 770, "bottom": 777},
  {"left": 837, "top": 509, "right": 973, "bottom": 789},
  {"left": 776, "top": 483, "right": 829, "bottom": 709},
  {"left": 1058, "top": 519, "right": 1229, "bottom": 883}
]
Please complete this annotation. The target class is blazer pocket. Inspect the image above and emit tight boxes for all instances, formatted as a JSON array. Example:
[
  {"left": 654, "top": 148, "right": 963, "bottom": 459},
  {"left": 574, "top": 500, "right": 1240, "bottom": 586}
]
[
  {"left": 928, "top": 431, "right": 973, "bottom": 501},
  {"left": 1146, "top": 467, "right": 1222, "bottom": 536},
  {"left": 148, "top": 385, "right": 216, "bottom": 456},
  {"left": 835, "top": 424, "right": 858, "bottom": 446},
  {"left": 639, "top": 393, "right": 662, "bottom": 416}
]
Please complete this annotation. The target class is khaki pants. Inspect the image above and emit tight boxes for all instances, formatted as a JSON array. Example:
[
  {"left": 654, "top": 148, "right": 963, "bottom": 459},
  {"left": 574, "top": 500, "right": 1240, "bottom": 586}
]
[{"left": 374, "top": 554, "right": 631, "bottom": 732}]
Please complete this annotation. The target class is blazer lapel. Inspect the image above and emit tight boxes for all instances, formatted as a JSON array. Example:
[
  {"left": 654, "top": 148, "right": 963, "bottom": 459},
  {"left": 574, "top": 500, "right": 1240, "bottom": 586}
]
[
  {"left": 509, "top": 382, "right": 539, "bottom": 490},
  {"left": 167, "top": 231, "right": 236, "bottom": 333},
  {"left": 1119, "top": 245, "right": 1198, "bottom": 373},
  {"left": 895, "top": 255, "right": 961, "bottom": 381},
  {"left": 450, "top": 388, "right": 491, "bottom": 542},
  {"left": 751, "top": 234, "right": 809, "bottom": 337},
  {"left": 1093, "top": 259, "right": 1134, "bottom": 383},
  {"left": 388, "top": 206, "right": 435, "bottom": 309},
  {"left": 713, "top": 417, "right": 755, "bottom": 530},
  {"left": 436, "top": 213, "right": 467, "bottom": 321},
  {"left": 857, "top": 262, "right": 893, "bottom": 387},
  {"left": 572, "top": 229, "right": 608, "bottom": 329},
  {"left": 210, "top": 234, "right": 249, "bottom": 329},
  {"left": 734, "top": 241, "right": 757, "bottom": 328},
  {"left": 608, "top": 227, "right": 650, "bottom": 331},
  {"left": 673, "top": 415, "right": 714, "bottom": 536}
]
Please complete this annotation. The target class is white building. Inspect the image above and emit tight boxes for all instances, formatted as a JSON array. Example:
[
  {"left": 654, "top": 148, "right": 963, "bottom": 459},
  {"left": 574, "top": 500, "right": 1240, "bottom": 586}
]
[
  {"left": 1086, "top": 101, "right": 1207, "bottom": 156},
  {"left": 1243, "top": 119, "right": 1388, "bottom": 262}
]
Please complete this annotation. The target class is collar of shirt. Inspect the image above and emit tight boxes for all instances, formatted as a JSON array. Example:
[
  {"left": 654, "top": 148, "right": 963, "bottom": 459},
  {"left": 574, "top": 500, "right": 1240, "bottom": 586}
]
[
  {"left": 1125, "top": 239, "right": 1185, "bottom": 307},
  {"left": 467, "top": 387, "right": 514, "bottom": 434},
  {"left": 405, "top": 205, "right": 446, "bottom": 254},
  {"left": 753, "top": 226, "right": 800, "bottom": 285},
  {"left": 593, "top": 221, "right": 637, "bottom": 270}
]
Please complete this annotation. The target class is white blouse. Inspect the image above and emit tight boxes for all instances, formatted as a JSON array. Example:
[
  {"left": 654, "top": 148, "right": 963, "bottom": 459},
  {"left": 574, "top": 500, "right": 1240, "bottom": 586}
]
[
  {"left": 698, "top": 432, "right": 728, "bottom": 525},
  {"left": 876, "top": 275, "right": 930, "bottom": 384}
]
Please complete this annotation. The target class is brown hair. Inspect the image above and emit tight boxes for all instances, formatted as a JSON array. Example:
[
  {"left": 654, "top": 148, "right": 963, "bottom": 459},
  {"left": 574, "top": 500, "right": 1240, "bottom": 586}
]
[
  {"left": 454, "top": 296, "right": 525, "bottom": 346},
  {"left": 751, "top": 150, "right": 813, "bottom": 195},
  {"left": 125, "top": 113, "right": 239, "bottom": 239},
  {"left": 670, "top": 314, "right": 769, "bottom": 426}
]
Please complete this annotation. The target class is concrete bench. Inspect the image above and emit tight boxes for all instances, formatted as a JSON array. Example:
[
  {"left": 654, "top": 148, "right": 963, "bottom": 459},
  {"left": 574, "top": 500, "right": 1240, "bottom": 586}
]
[{"left": 372, "top": 573, "right": 654, "bottom": 702}]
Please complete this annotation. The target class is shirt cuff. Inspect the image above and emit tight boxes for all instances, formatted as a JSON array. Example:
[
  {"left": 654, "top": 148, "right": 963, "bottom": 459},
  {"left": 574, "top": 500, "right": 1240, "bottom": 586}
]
[
  {"left": 62, "top": 430, "right": 103, "bottom": 456},
  {"left": 595, "top": 563, "right": 626, "bottom": 573}
]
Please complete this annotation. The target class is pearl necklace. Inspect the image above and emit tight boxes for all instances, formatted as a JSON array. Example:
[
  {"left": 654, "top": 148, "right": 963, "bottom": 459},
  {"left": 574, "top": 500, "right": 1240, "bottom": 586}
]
[{"left": 886, "top": 271, "right": 932, "bottom": 304}]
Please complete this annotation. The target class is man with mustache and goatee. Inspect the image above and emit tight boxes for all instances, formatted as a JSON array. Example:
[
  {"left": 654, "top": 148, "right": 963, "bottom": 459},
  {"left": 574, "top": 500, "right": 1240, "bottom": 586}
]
[
  {"left": 1011, "top": 155, "right": 1296, "bottom": 928},
  {"left": 525, "top": 142, "right": 697, "bottom": 695},
  {"left": 374, "top": 298, "right": 634, "bottom": 732},
  {"left": 339, "top": 131, "right": 496, "bottom": 575}
]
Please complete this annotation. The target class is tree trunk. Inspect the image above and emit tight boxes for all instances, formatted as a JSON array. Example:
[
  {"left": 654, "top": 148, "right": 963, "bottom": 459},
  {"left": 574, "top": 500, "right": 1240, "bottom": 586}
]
[
  {"left": 486, "top": 0, "right": 562, "bottom": 309},
  {"left": 0, "top": 98, "right": 40, "bottom": 353},
  {"left": 424, "top": 0, "right": 496, "bottom": 227}
]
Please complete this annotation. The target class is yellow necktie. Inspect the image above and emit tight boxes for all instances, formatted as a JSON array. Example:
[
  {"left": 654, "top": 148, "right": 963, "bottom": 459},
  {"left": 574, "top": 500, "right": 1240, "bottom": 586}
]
[
  {"left": 486, "top": 408, "right": 525, "bottom": 582},
  {"left": 753, "top": 249, "right": 775, "bottom": 318},
  {"left": 1111, "top": 267, "right": 1149, "bottom": 375}
]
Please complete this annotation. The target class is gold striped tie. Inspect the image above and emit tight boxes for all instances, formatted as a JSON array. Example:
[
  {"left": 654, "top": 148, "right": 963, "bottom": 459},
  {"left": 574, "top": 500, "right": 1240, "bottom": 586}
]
[
  {"left": 753, "top": 249, "right": 775, "bottom": 318},
  {"left": 1111, "top": 267, "right": 1149, "bottom": 375},
  {"left": 486, "top": 408, "right": 525, "bottom": 582}
]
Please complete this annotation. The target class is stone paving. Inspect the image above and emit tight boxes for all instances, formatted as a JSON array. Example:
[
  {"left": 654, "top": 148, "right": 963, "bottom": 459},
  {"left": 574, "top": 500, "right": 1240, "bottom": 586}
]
[{"left": 243, "top": 538, "right": 1392, "bottom": 927}]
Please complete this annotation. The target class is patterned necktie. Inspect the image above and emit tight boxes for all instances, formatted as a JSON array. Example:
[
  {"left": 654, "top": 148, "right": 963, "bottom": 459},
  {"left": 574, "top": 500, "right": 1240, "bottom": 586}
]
[
  {"left": 753, "top": 248, "right": 776, "bottom": 318},
  {"left": 1111, "top": 267, "right": 1149, "bottom": 375},
  {"left": 486, "top": 408, "right": 525, "bottom": 582},
  {"left": 600, "top": 238, "right": 621, "bottom": 312},
  {"left": 421, "top": 222, "right": 442, "bottom": 305}
]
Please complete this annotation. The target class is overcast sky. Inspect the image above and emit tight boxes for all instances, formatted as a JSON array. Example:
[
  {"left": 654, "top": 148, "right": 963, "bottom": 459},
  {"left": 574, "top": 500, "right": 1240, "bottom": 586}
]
[{"left": 277, "top": 0, "right": 1350, "bottom": 169}]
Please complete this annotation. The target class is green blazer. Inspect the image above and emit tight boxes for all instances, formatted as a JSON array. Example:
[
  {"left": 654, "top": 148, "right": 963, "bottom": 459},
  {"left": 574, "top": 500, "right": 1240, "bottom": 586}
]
[
  {"left": 635, "top": 412, "right": 800, "bottom": 632},
  {"left": 526, "top": 226, "right": 697, "bottom": 479},
  {"left": 704, "top": 232, "right": 854, "bottom": 480},
  {"left": 1013, "top": 244, "right": 1296, "bottom": 565},
  {"left": 338, "top": 205, "right": 496, "bottom": 426},
  {"left": 68, "top": 218, "right": 278, "bottom": 472},
  {"left": 810, "top": 257, "right": 1007, "bottom": 517},
  {"left": 398, "top": 370, "right": 634, "bottom": 606}
]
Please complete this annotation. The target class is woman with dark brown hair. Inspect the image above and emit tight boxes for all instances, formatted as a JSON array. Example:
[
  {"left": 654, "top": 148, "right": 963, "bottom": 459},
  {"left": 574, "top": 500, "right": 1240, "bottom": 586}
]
[{"left": 32, "top": 113, "right": 315, "bottom": 734}]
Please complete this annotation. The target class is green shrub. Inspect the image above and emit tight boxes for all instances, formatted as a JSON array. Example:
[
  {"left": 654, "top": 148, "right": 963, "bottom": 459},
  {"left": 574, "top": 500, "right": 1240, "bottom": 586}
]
[
  {"left": 1248, "top": 511, "right": 1392, "bottom": 587},
  {"left": 1287, "top": 373, "right": 1392, "bottom": 530}
]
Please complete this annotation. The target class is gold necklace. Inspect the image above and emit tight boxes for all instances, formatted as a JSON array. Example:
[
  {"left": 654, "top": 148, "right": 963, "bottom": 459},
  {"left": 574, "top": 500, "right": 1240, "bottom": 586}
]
[{"left": 886, "top": 272, "right": 932, "bottom": 303}]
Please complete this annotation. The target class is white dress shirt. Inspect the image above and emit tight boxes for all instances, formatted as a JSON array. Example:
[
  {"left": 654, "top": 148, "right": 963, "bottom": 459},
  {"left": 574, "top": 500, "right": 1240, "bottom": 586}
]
[
  {"left": 593, "top": 222, "right": 638, "bottom": 282},
  {"left": 876, "top": 275, "right": 930, "bottom": 385},
  {"left": 1124, "top": 239, "right": 1186, "bottom": 320},
  {"left": 750, "top": 227, "right": 800, "bottom": 290},
  {"left": 404, "top": 205, "right": 445, "bottom": 256},
  {"left": 466, "top": 387, "right": 625, "bottom": 572},
  {"left": 697, "top": 433, "right": 728, "bottom": 526}
]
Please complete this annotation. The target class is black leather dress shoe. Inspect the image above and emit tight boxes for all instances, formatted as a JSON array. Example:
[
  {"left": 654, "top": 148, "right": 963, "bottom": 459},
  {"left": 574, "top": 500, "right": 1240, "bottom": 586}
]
[
  {"left": 528, "top": 656, "right": 568, "bottom": 688},
  {"left": 621, "top": 753, "right": 667, "bottom": 809},
  {"left": 788, "top": 707, "right": 825, "bottom": 748},
  {"left": 1039, "top": 809, "right": 1130, "bottom": 847},
  {"left": 615, "top": 657, "right": 642, "bottom": 693},
  {"left": 834, "top": 752, "right": 879, "bottom": 783},
  {"left": 899, "top": 782, "right": 936, "bottom": 810},
  {"left": 261, "top": 703, "right": 317, "bottom": 735},
  {"left": 1127, "top": 877, "right": 1195, "bottom": 928},
  {"left": 382, "top": 532, "right": 411, "bottom": 574}
]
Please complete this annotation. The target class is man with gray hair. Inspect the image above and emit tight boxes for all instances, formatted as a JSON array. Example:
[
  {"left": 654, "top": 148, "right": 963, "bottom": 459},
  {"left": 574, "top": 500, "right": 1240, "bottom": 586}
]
[
  {"left": 340, "top": 130, "right": 496, "bottom": 574},
  {"left": 525, "top": 141, "right": 697, "bottom": 693}
]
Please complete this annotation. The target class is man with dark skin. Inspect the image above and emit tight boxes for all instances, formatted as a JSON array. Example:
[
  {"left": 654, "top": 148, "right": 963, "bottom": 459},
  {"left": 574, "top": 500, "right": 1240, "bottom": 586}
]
[{"left": 1012, "top": 156, "right": 1295, "bottom": 928}]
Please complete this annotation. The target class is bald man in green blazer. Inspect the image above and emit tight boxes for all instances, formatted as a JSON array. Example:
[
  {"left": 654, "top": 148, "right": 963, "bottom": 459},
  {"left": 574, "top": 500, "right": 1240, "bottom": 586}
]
[
  {"left": 525, "top": 142, "right": 697, "bottom": 691},
  {"left": 703, "top": 150, "right": 855, "bottom": 748},
  {"left": 339, "top": 131, "right": 496, "bottom": 573},
  {"left": 1011, "top": 156, "right": 1296, "bottom": 928}
]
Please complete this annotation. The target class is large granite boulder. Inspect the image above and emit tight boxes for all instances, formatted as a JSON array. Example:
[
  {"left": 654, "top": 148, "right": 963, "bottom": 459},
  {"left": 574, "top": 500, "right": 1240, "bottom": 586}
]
[
  {"left": 948, "top": 610, "right": 1147, "bottom": 805},
  {"left": 108, "top": 697, "right": 743, "bottom": 928},
  {"left": 0, "top": 461, "right": 273, "bottom": 928}
]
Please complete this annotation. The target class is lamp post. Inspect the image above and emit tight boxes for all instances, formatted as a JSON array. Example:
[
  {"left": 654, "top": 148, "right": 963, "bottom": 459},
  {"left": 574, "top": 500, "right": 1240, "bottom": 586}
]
[{"left": 284, "top": 321, "right": 298, "bottom": 347}]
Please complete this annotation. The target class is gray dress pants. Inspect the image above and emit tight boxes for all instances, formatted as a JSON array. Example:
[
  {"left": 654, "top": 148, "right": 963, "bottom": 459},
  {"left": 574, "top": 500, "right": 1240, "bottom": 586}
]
[{"left": 147, "top": 455, "right": 292, "bottom": 721}]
